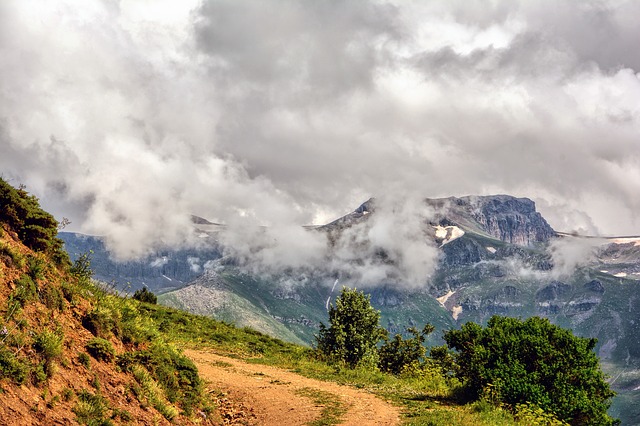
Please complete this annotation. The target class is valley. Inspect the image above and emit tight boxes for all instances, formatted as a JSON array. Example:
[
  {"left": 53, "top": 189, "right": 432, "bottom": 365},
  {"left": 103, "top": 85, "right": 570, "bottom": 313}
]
[{"left": 60, "top": 194, "right": 640, "bottom": 424}]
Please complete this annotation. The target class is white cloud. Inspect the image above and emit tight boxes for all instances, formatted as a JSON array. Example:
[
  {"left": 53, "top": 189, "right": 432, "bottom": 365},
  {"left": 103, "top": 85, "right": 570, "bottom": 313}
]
[{"left": 1, "top": 0, "right": 640, "bottom": 269}]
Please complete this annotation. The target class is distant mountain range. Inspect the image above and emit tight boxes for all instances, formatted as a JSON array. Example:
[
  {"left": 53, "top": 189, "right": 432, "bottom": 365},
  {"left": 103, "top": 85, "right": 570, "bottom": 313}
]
[{"left": 59, "top": 194, "right": 640, "bottom": 424}]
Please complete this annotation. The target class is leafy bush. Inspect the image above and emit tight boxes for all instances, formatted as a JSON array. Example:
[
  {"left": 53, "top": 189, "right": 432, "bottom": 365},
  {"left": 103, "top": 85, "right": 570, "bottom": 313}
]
[
  {"left": 132, "top": 287, "right": 157, "bottom": 304},
  {"left": 0, "top": 178, "right": 68, "bottom": 263},
  {"left": 0, "top": 242, "right": 24, "bottom": 268},
  {"left": 130, "top": 364, "right": 178, "bottom": 420},
  {"left": 27, "top": 255, "right": 46, "bottom": 280},
  {"left": 12, "top": 274, "right": 37, "bottom": 306},
  {"left": 33, "top": 330, "right": 64, "bottom": 362},
  {"left": 316, "top": 287, "right": 387, "bottom": 368},
  {"left": 78, "top": 352, "right": 91, "bottom": 369},
  {"left": 70, "top": 251, "right": 93, "bottom": 282},
  {"left": 39, "top": 284, "right": 65, "bottom": 311},
  {"left": 83, "top": 305, "right": 120, "bottom": 338},
  {"left": 33, "top": 329, "right": 64, "bottom": 378},
  {"left": 86, "top": 338, "right": 115, "bottom": 363},
  {"left": 378, "top": 324, "right": 434, "bottom": 375},
  {"left": 0, "top": 346, "right": 30, "bottom": 384},
  {"left": 32, "top": 361, "right": 48, "bottom": 385},
  {"left": 443, "top": 315, "right": 618, "bottom": 425},
  {"left": 73, "top": 389, "right": 112, "bottom": 426}
]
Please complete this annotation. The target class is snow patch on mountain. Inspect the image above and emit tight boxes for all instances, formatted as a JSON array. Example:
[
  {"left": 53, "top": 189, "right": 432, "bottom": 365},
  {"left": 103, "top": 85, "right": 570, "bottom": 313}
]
[
  {"left": 436, "top": 290, "right": 455, "bottom": 306},
  {"left": 434, "top": 225, "right": 465, "bottom": 246}
]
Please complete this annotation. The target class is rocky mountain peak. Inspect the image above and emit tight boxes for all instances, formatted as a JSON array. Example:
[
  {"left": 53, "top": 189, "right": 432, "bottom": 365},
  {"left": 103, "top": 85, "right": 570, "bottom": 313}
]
[{"left": 431, "top": 195, "right": 556, "bottom": 246}]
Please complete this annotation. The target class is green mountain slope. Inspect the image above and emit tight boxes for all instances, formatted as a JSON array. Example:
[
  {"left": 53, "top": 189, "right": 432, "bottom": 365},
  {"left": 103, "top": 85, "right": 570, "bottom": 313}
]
[{"left": 60, "top": 194, "right": 640, "bottom": 424}]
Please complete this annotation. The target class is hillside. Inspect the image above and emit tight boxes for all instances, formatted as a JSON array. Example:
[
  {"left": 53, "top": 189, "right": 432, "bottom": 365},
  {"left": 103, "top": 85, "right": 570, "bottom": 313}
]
[{"left": 0, "top": 178, "right": 219, "bottom": 425}]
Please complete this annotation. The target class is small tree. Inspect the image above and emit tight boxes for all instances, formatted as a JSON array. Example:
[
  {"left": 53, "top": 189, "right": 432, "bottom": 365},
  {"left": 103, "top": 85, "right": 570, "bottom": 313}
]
[
  {"left": 132, "top": 287, "right": 157, "bottom": 304},
  {"left": 315, "top": 287, "right": 386, "bottom": 368},
  {"left": 378, "top": 324, "right": 434, "bottom": 375},
  {"left": 444, "top": 315, "right": 617, "bottom": 426}
]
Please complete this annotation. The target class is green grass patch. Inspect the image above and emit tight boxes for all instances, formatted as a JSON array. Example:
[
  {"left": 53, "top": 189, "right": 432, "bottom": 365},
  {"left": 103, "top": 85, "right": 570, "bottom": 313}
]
[{"left": 294, "top": 387, "right": 347, "bottom": 426}]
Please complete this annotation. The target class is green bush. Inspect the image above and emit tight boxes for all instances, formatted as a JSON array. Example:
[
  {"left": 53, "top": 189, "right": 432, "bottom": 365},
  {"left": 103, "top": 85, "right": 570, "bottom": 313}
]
[
  {"left": 82, "top": 306, "right": 120, "bottom": 338},
  {"left": 0, "top": 346, "right": 30, "bottom": 384},
  {"left": 86, "top": 338, "right": 115, "bottom": 363},
  {"left": 12, "top": 274, "right": 37, "bottom": 306},
  {"left": 0, "top": 242, "right": 24, "bottom": 268},
  {"left": 443, "top": 315, "right": 618, "bottom": 425},
  {"left": 33, "top": 330, "right": 64, "bottom": 362},
  {"left": 78, "top": 352, "right": 91, "bottom": 369},
  {"left": 33, "top": 329, "right": 64, "bottom": 378},
  {"left": 61, "top": 387, "right": 74, "bottom": 402},
  {"left": 132, "top": 287, "right": 157, "bottom": 304},
  {"left": 70, "top": 251, "right": 93, "bottom": 282},
  {"left": 40, "top": 284, "right": 65, "bottom": 311},
  {"left": 27, "top": 255, "right": 46, "bottom": 280},
  {"left": 73, "top": 389, "right": 112, "bottom": 426},
  {"left": 378, "top": 324, "right": 434, "bottom": 375},
  {"left": 32, "top": 361, "right": 48, "bottom": 385},
  {"left": 316, "top": 287, "right": 386, "bottom": 368},
  {"left": 0, "top": 179, "right": 68, "bottom": 263}
]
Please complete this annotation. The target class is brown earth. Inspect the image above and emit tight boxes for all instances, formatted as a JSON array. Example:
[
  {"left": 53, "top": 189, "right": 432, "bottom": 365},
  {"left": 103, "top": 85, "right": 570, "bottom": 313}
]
[
  {"left": 185, "top": 349, "right": 401, "bottom": 426},
  {"left": 0, "top": 226, "right": 201, "bottom": 425}
]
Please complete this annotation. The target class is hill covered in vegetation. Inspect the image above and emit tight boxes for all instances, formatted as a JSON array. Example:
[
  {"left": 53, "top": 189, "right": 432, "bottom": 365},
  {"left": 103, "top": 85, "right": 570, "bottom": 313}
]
[{"left": 0, "top": 178, "right": 218, "bottom": 424}]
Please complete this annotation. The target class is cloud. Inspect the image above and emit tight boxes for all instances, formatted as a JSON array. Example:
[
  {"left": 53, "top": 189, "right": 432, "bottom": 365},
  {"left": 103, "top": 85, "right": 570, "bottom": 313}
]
[
  {"left": 1, "top": 0, "right": 640, "bottom": 274},
  {"left": 547, "top": 236, "right": 602, "bottom": 278}
]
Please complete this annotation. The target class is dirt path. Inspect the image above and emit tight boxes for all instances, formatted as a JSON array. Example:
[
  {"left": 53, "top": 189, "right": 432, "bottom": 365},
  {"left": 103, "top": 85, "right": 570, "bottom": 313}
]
[{"left": 184, "top": 349, "right": 401, "bottom": 426}]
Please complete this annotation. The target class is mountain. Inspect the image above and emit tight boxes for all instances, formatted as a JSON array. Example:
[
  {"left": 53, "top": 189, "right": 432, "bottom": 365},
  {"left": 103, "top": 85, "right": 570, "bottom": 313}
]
[{"left": 59, "top": 194, "right": 640, "bottom": 424}]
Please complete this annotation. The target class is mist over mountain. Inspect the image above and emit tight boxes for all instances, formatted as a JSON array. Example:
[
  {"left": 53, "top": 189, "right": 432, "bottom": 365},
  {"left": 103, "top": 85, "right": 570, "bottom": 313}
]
[{"left": 60, "top": 192, "right": 640, "bottom": 423}]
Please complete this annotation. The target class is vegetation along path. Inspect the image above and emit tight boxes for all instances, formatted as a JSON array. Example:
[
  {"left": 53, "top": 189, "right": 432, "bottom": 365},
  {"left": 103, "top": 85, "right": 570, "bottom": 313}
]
[{"left": 185, "top": 349, "right": 401, "bottom": 425}]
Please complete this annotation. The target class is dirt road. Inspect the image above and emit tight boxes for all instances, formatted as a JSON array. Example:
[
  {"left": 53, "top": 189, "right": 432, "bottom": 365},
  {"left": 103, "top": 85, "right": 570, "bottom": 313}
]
[{"left": 184, "top": 349, "right": 401, "bottom": 425}]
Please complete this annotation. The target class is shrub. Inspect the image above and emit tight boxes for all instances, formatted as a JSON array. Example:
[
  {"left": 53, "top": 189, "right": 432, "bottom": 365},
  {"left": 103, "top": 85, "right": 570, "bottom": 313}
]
[
  {"left": 33, "top": 330, "right": 64, "bottom": 378},
  {"left": 0, "top": 242, "right": 24, "bottom": 268},
  {"left": 61, "top": 387, "right": 74, "bottom": 402},
  {"left": 130, "top": 364, "right": 178, "bottom": 420},
  {"left": 82, "top": 306, "right": 120, "bottom": 338},
  {"left": 27, "top": 255, "right": 46, "bottom": 280},
  {"left": 12, "top": 274, "right": 37, "bottom": 306},
  {"left": 73, "top": 389, "right": 112, "bottom": 426},
  {"left": 0, "top": 179, "right": 68, "bottom": 263},
  {"left": 316, "top": 287, "right": 386, "bottom": 368},
  {"left": 78, "top": 352, "right": 91, "bottom": 369},
  {"left": 132, "top": 287, "right": 157, "bottom": 304},
  {"left": 70, "top": 251, "right": 93, "bottom": 282},
  {"left": 40, "top": 284, "right": 65, "bottom": 311},
  {"left": 33, "top": 330, "right": 64, "bottom": 362},
  {"left": 32, "top": 362, "right": 48, "bottom": 385},
  {"left": 0, "top": 346, "right": 30, "bottom": 384},
  {"left": 443, "top": 315, "right": 618, "bottom": 425},
  {"left": 378, "top": 324, "right": 434, "bottom": 375},
  {"left": 86, "top": 338, "right": 115, "bottom": 363}
]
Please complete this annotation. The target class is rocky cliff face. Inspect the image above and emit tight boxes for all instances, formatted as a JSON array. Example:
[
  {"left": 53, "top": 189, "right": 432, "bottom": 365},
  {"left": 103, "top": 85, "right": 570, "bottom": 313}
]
[
  {"left": 58, "top": 232, "right": 222, "bottom": 292},
  {"left": 431, "top": 195, "right": 556, "bottom": 246}
]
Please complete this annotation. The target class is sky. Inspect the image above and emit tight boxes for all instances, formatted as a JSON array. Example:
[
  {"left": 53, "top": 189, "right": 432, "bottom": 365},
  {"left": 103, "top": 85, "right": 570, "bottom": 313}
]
[{"left": 1, "top": 0, "right": 640, "bottom": 264}]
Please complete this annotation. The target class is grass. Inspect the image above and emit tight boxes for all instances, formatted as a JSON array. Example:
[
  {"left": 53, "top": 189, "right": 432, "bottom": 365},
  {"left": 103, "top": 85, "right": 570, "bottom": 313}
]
[
  {"left": 130, "top": 364, "right": 179, "bottom": 421},
  {"left": 73, "top": 389, "right": 112, "bottom": 426},
  {"left": 294, "top": 387, "right": 347, "bottom": 426},
  {"left": 138, "top": 302, "right": 521, "bottom": 425}
]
